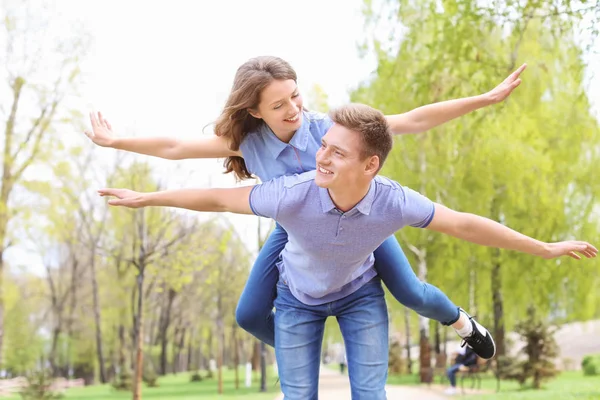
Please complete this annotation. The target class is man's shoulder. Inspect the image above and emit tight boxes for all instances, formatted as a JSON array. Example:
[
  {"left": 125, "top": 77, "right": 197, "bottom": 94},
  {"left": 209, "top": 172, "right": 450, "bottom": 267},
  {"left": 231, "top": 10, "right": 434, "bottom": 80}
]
[
  {"left": 373, "top": 175, "right": 403, "bottom": 192},
  {"left": 281, "top": 170, "right": 317, "bottom": 190}
]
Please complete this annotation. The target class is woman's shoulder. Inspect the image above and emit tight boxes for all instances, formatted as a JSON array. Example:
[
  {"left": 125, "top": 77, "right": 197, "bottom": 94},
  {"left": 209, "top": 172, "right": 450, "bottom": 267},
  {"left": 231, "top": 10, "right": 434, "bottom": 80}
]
[{"left": 303, "top": 110, "right": 333, "bottom": 136}]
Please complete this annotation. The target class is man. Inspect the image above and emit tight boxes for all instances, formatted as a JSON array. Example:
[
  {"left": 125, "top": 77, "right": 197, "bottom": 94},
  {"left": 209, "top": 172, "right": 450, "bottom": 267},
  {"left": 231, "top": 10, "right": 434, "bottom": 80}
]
[
  {"left": 445, "top": 345, "right": 479, "bottom": 395},
  {"left": 99, "top": 104, "right": 596, "bottom": 399}
]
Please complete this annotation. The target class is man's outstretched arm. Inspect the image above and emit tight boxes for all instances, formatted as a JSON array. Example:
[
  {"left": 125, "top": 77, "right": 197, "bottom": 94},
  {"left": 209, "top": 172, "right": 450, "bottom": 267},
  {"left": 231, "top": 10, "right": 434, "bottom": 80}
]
[
  {"left": 98, "top": 186, "right": 256, "bottom": 215},
  {"left": 426, "top": 203, "right": 597, "bottom": 260}
]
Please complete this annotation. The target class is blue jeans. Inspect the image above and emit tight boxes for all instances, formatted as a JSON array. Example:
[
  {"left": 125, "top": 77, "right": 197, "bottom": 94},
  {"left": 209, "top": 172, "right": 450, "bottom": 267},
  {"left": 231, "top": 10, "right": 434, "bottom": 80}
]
[
  {"left": 235, "top": 224, "right": 460, "bottom": 346},
  {"left": 274, "top": 277, "right": 388, "bottom": 400},
  {"left": 447, "top": 364, "right": 463, "bottom": 387}
]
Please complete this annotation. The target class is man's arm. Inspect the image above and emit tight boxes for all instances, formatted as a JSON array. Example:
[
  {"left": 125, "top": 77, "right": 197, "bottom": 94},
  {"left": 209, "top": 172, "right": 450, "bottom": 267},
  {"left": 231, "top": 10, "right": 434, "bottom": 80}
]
[
  {"left": 426, "top": 203, "right": 597, "bottom": 260},
  {"left": 385, "top": 64, "right": 526, "bottom": 134},
  {"left": 98, "top": 186, "right": 255, "bottom": 214}
]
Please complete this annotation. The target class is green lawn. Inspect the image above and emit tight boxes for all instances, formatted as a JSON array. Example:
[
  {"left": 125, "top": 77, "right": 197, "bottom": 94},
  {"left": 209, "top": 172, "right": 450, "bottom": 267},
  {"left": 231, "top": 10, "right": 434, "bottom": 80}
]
[
  {"left": 389, "top": 370, "right": 600, "bottom": 399},
  {"left": 8, "top": 369, "right": 280, "bottom": 400},
  {"left": 475, "top": 371, "right": 600, "bottom": 400}
]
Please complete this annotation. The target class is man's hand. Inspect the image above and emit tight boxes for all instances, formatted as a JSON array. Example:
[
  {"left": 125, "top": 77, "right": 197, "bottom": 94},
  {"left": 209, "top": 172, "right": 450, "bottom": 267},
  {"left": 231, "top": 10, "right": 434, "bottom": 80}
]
[
  {"left": 486, "top": 63, "right": 527, "bottom": 104},
  {"left": 427, "top": 203, "right": 597, "bottom": 260},
  {"left": 540, "top": 241, "right": 598, "bottom": 260},
  {"left": 85, "top": 111, "right": 116, "bottom": 147},
  {"left": 98, "top": 188, "right": 145, "bottom": 208}
]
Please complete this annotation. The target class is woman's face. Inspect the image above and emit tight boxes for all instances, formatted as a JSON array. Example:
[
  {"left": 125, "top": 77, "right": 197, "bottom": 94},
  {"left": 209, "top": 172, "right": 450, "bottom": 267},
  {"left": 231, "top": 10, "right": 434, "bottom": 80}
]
[{"left": 251, "top": 79, "right": 303, "bottom": 141}]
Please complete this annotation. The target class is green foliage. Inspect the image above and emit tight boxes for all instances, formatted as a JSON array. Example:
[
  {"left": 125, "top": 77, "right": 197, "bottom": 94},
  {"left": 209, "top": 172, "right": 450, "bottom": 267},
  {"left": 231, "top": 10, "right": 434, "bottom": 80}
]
[
  {"left": 357, "top": 0, "right": 600, "bottom": 342},
  {"left": 111, "top": 368, "right": 133, "bottom": 391},
  {"left": 499, "top": 306, "right": 560, "bottom": 389},
  {"left": 19, "top": 369, "right": 63, "bottom": 400},
  {"left": 190, "top": 372, "right": 203, "bottom": 382},
  {"left": 143, "top": 366, "right": 159, "bottom": 388},
  {"left": 581, "top": 354, "right": 600, "bottom": 376}
]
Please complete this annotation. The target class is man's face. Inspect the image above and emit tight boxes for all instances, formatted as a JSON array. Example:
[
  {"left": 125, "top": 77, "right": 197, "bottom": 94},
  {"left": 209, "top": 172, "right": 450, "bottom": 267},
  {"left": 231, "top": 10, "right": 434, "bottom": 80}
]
[{"left": 315, "top": 123, "right": 377, "bottom": 190}]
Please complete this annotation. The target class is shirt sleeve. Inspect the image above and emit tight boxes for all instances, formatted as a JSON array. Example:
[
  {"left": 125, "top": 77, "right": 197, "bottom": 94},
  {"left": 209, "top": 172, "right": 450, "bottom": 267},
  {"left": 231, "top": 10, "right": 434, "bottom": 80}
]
[
  {"left": 399, "top": 186, "right": 435, "bottom": 228},
  {"left": 248, "top": 176, "right": 284, "bottom": 220},
  {"left": 318, "top": 114, "right": 334, "bottom": 138}
]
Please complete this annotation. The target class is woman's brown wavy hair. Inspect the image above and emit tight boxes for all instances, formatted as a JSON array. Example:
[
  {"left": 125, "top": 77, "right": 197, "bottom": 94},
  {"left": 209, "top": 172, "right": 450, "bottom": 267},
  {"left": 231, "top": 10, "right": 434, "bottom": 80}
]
[{"left": 214, "top": 56, "right": 298, "bottom": 180}]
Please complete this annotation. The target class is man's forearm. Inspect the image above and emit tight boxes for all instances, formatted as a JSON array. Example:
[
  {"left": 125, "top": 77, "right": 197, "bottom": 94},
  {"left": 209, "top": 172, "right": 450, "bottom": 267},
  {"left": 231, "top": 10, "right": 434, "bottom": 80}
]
[
  {"left": 140, "top": 186, "right": 254, "bottom": 215},
  {"left": 387, "top": 94, "right": 493, "bottom": 134},
  {"left": 449, "top": 213, "right": 549, "bottom": 257},
  {"left": 142, "top": 189, "right": 224, "bottom": 212}
]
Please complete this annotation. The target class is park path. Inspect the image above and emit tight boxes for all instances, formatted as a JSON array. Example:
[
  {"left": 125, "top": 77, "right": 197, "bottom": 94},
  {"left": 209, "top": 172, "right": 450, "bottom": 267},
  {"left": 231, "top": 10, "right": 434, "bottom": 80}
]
[{"left": 273, "top": 366, "right": 451, "bottom": 400}]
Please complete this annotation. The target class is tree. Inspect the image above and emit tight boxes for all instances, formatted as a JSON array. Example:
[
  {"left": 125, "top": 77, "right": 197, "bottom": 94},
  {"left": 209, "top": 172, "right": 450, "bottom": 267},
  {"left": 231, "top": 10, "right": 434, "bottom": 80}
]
[
  {"left": 515, "top": 306, "right": 560, "bottom": 389},
  {"left": 357, "top": 0, "right": 600, "bottom": 377},
  {"left": 0, "top": 0, "right": 89, "bottom": 368}
]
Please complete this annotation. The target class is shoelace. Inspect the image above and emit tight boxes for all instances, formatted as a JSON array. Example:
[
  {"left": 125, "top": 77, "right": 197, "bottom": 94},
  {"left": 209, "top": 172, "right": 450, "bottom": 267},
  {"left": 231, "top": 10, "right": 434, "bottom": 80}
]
[{"left": 460, "top": 316, "right": 482, "bottom": 348}]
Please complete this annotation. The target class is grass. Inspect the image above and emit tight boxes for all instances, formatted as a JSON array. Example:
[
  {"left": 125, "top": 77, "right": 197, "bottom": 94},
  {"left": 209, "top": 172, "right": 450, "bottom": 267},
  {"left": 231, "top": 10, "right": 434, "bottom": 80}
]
[
  {"left": 7, "top": 368, "right": 280, "bottom": 400},
  {"left": 388, "top": 370, "right": 600, "bottom": 399},
  {"left": 8, "top": 366, "right": 598, "bottom": 399},
  {"left": 476, "top": 371, "right": 600, "bottom": 400}
]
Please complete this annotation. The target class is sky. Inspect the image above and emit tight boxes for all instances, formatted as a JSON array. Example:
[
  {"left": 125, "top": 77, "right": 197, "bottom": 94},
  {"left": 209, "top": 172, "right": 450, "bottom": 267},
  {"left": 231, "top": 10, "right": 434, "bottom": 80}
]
[
  {"left": 3, "top": 0, "right": 375, "bottom": 273},
  {"left": 3, "top": 0, "right": 599, "bottom": 274}
]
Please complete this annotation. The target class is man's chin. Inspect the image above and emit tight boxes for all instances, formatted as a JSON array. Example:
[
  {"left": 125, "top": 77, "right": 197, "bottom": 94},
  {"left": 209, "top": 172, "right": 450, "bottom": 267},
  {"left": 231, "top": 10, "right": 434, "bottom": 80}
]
[{"left": 315, "top": 177, "right": 332, "bottom": 188}]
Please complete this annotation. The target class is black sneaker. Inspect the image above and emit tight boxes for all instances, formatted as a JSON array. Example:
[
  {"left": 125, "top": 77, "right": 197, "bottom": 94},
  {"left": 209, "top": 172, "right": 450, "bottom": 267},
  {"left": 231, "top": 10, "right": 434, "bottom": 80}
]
[{"left": 460, "top": 311, "right": 496, "bottom": 359}]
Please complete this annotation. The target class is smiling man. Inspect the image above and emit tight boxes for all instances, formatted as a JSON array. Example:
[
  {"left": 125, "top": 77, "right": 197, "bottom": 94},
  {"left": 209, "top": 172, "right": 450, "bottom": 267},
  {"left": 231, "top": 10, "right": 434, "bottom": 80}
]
[{"left": 99, "top": 103, "right": 597, "bottom": 400}]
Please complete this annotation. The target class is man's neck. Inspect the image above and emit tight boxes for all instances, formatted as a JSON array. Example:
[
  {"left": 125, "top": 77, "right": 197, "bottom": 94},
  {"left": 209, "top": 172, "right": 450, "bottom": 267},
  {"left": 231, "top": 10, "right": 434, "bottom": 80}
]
[{"left": 328, "top": 181, "right": 371, "bottom": 213}]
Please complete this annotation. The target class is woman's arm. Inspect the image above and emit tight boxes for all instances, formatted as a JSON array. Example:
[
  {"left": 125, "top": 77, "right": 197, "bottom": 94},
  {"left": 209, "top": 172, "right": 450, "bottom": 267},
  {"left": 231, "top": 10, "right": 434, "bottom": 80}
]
[
  {"left": 386, "top": 64, "right": 526, "bottom": 134},
  {"left": 84, "top": 111, "right": 241, "bottom": 159}
]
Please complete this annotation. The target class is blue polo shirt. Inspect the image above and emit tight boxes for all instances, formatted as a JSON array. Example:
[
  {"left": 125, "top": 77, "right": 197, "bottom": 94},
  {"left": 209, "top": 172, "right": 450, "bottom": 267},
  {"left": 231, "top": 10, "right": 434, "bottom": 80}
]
[
  {"left": 239, "top": 110, "right": 333, "bottom": 182},
  {"left": 249, "top": 171, "right": 435, "bottom": 305}
]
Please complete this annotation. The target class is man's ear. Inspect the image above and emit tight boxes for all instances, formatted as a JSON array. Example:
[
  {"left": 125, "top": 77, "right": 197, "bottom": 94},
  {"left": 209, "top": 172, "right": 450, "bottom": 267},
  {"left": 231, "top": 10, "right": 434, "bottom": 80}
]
[
  {"left": 248, "top": 108, "right": 262, "bottom": 119},
  {"left": 364, "top": 155, "right": 380, "bottom": 175}
]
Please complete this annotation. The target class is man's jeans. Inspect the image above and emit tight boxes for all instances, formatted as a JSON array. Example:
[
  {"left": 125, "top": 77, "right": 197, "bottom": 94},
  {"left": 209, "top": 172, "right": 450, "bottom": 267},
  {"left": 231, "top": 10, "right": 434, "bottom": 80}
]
[
  {"left": 274, "top": 277, "right": 388, "bottom": 400},
  {"left": 447, "top": 363, "right": 463, "bottom": 387}
]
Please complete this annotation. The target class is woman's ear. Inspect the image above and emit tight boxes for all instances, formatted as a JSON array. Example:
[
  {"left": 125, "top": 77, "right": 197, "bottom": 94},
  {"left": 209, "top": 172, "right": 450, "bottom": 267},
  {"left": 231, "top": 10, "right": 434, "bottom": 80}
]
[{"left": 247, "top": 108, "right": 262, "bottom": 119}]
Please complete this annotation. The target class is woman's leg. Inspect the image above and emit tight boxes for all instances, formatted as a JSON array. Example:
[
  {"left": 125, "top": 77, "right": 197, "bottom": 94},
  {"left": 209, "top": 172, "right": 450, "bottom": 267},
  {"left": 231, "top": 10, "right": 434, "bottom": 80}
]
[
  {"left": 374, "top": 235, "right": 496, "bottom": 359},
  {"left": 373, "top": 235, "right": 459, "bottom": 324},
  {"left": 235, "top": 224, "right": 288, "bottom": 347}
]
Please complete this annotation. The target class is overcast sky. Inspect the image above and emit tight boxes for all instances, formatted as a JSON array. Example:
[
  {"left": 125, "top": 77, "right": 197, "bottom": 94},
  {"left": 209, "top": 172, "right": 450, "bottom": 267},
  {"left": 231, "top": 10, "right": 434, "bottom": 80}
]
[{"left": 3, "top": 0, "right": 598, "bottom": 274}]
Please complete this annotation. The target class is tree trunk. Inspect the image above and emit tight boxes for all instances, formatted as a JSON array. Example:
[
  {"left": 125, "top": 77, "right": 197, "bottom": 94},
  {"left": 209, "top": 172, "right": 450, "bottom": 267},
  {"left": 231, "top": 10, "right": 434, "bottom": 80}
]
[
  {"left": 469, "top": 262, "right": 477, "bottom": 315},
  {"left": 491, "top": 258, "right": 505, "bottom": 357},
  {"left": 404, "top": 308, "right": 412, "bottom": 374},
  {"left": 216, "top": 294, "right": 224, "bottom": 394},
  {"left": 417, "top": 256, "right": 432, "bottom": 383},
  {"left": 175, "top": 325, "right": 186, "bottom": 374},
  {"left": 434, "top": 322, "right": 441, "bottom": 355},
  {"left": 159, "top": 288, "right": 176, "bottom": 375},
  {"left": 251, "top": 341, "right": 260, "bottom": 371},
  {"left": 49, "top": 326, "right": 62, "bottom": 376},
  {"left": 66, "top": 255, "right": 79, "bottom": 378},
  {"left": 187, "top": 329, "right": 194, "bottom": 372},
  {"left": 260, "top": 342, "right": 267, "bottom": 392},
  {"left": 90, "top": 251, "right": 107, "bottom": 383},
  {"left": 232, "top": 323, "right": 239, "bottom": 390},
  {"left": 133, "top": 271, "right": 145, "bottom": 400},
  {"left": 118, "top": 324, "right": 127, "bottom": 373}
]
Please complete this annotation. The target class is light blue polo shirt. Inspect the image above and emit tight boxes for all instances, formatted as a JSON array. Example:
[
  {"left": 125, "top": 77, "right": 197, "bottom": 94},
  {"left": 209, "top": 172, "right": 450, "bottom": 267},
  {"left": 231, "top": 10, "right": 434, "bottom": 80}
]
[
  {"left": 249, "top": 171, "right": 435, "bottom": 305},
  {"left": 239, "top": 110, "right": 333, "bottom": 182}
]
